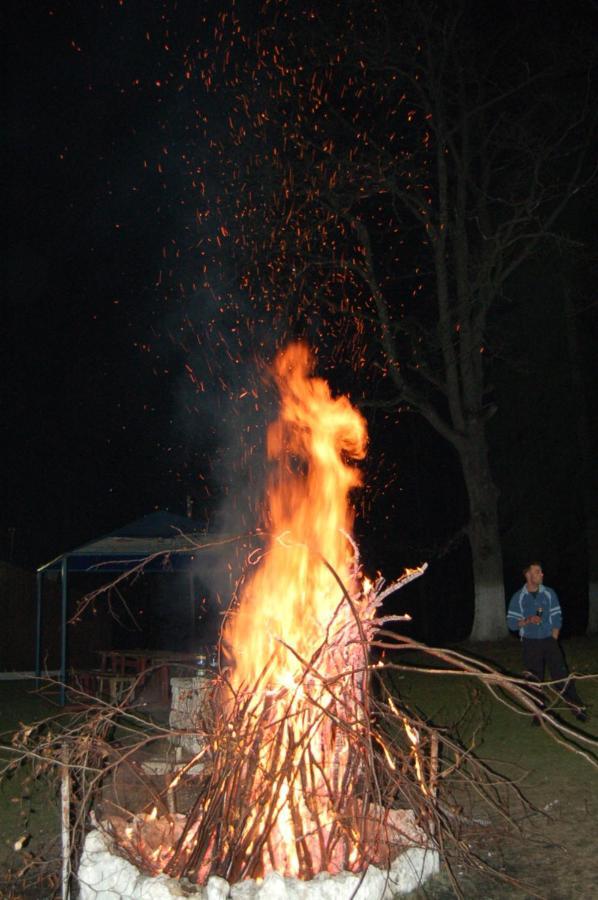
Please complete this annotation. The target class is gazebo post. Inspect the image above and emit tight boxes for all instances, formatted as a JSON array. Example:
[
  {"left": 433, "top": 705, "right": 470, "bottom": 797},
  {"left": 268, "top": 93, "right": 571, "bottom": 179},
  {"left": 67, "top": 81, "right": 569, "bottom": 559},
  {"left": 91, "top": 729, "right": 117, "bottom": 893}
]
[
  {"left": 60, "top": 557, "right": 68, "bottom": 706},
  {"left": 188, "top": 568, "right": 195, "bottom": 643},
  {"left": 35, "top": 569, "right": 43, "bottom": 684}
]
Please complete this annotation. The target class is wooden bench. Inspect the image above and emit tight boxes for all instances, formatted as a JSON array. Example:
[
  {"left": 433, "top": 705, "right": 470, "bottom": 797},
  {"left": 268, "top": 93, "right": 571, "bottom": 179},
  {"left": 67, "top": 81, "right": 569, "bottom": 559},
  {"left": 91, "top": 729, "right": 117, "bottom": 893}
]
[{"left": 97, "top": 672, "right": 139, "bottom": 704}]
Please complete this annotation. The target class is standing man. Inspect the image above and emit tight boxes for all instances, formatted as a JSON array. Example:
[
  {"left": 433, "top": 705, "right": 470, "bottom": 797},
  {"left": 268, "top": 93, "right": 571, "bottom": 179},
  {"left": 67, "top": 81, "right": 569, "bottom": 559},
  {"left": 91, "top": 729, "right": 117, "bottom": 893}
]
[{"left": 507, "top": 561, "right": 587, "bottom": 721}]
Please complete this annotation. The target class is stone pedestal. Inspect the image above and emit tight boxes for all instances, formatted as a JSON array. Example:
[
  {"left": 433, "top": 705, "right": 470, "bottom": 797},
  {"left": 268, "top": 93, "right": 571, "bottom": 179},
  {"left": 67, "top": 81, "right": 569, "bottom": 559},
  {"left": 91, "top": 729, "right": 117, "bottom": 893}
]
[{"left": 169, "top": 675, "right": 212, "bottom": 756}]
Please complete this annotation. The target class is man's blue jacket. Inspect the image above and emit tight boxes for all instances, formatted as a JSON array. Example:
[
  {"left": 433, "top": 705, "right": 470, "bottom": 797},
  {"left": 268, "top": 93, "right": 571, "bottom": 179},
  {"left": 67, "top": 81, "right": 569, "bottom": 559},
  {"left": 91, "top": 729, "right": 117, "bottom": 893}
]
[{"left": 506, "top": 584, "right": 562, "bottom": 639}]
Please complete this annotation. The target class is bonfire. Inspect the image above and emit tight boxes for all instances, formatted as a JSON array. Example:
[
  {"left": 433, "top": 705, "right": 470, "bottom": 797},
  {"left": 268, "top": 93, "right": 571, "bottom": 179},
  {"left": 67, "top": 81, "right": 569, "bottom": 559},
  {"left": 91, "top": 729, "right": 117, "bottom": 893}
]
[
  {"left": 8, "top": 345, "right": 597, "bottom": 898},
  {"left": 93, "top": 343, "right": 436, "bottom": 894}
]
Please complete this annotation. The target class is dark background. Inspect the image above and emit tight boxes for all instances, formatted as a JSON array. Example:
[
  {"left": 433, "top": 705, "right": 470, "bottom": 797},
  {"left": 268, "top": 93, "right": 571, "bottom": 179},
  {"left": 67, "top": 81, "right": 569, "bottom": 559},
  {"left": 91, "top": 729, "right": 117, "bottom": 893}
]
[{"left": 3, "top": 1, "right": 597, "bottom": 657}]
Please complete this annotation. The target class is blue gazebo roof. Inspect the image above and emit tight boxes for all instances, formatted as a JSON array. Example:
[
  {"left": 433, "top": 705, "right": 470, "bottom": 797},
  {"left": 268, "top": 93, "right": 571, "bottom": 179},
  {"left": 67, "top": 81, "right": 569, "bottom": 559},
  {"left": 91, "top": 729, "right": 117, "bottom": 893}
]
[
  {"left": 35, "top": 511, "right": 214, "bottom": 702},
  {"left": 37, "top": 510, "right": 208, "bottom": 574}
]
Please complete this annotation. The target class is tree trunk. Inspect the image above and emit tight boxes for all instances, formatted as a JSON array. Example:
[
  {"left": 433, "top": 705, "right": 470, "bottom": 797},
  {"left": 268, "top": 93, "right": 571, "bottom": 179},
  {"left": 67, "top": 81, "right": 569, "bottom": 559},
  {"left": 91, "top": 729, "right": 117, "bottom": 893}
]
[
  {"left": 587, "top": 517, "right": 598, "bottom": 634},
  {"left": 563, "top": 286, "right": 598, "bottom": 634},
  {"left": 459, "top": 428, "right": 506, "bottom": 641}
]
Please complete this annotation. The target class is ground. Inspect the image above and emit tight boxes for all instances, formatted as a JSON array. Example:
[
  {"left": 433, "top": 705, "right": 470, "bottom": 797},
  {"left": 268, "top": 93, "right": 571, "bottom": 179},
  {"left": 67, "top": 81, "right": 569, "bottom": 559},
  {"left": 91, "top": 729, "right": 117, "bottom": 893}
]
[
  {"left": 0, "top": 680, "right": 61, "bottom": 898},
  {"left": 396, "top": 636, "right": 598, "bottom": 899},
  {"left": 0, "top": 637, "right": 597, "bottom": 899}
]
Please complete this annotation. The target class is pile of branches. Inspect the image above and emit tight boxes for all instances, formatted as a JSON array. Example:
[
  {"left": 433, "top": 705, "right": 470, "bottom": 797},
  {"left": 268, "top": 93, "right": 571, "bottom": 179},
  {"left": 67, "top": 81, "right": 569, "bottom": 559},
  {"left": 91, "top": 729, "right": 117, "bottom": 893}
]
[
  {"left": 159, "top": 564, "right": 427, "bottom": 884},
  {"left": 2, "top": 563, "right": 598, "bottom": 898}
]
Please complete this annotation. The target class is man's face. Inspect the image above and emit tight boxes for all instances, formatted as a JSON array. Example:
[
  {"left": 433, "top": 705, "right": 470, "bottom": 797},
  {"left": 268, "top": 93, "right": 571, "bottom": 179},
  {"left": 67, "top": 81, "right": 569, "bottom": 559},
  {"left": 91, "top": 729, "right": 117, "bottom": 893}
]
[{"left": 525, "top": 565, "right": 544, "bottom": 590}]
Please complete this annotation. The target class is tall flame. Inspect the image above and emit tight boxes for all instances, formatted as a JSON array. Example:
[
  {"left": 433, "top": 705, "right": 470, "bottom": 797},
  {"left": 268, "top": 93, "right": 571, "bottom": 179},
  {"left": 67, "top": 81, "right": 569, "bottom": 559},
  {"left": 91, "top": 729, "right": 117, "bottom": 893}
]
[
  {"left": 222, "top": 342, "right": 370, "bottom": 877},
  {"left": 111, "top": 343, "right": 432, "bottom": 885},
  {"left": 227, "top": 342, "right": 367, "bottom": 693}
]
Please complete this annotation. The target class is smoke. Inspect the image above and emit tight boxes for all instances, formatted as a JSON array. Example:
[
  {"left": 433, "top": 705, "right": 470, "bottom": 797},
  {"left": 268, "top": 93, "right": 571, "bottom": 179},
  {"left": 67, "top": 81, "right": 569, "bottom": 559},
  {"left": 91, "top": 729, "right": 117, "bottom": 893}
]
[{"left": 164, "top": 261, "right": 285, "bottom": 622}]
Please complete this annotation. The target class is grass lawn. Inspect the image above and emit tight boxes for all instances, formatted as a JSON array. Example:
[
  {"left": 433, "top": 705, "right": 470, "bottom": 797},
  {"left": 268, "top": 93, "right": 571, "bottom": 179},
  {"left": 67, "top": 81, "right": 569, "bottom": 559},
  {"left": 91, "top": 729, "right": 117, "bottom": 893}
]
[
  {"left": 0, "top": 680, "right": 62, "bottom": 898},
  {"left": 393, "top": 636, "right": 598, "bottom": 899},
  {"left": 0, "top": 638, "right": 596, "bottom": 899}
]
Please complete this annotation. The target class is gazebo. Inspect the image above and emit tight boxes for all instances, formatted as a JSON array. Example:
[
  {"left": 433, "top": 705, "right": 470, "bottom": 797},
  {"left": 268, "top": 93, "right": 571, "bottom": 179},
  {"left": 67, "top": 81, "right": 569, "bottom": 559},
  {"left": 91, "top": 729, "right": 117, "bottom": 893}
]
[{"left": 35, "top": 511, "right": 208, "bottom": 704}]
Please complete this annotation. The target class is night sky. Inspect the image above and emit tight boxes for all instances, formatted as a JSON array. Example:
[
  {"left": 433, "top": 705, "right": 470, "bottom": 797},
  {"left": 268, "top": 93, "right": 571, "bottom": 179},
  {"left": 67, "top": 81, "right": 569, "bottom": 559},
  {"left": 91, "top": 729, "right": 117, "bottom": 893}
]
[
  {"left": 6, "top": 2, "right": 211, "bottom": 566},
  {"left": 4, "top": 1, "right": 597, "bottom": 638}
]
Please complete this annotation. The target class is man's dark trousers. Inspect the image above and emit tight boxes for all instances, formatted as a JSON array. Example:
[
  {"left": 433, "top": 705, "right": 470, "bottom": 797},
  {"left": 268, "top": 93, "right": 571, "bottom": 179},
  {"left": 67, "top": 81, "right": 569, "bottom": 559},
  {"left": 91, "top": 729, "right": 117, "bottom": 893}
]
[{"left": 522, "top": 637, "right": 581, "bottom": 706}]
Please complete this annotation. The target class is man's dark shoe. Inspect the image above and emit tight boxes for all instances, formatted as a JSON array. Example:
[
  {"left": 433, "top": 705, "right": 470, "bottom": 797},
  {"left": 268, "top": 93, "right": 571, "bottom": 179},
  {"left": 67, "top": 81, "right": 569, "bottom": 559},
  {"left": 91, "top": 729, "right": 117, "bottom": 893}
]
[{"left": 574, "top": 707, "right": 588, "bottom": 723}]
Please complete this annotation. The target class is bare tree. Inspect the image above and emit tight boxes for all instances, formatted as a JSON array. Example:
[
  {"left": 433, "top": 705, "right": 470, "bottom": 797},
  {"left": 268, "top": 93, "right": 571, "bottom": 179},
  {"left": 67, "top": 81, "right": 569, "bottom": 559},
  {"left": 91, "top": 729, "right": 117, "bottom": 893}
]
[
  {"left": 562, "top": 279, "right": 598, "bottom": 634},
  {"left": 194, "top": 0, "right": 597, "bottom": 639}
]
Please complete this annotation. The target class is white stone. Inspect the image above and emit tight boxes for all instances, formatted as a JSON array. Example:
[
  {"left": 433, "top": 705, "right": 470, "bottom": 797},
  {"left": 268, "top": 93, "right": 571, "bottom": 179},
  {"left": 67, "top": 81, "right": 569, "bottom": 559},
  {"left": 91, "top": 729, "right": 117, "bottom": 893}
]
[
  {"left": 77, "top": 829, "right": 439, "bottom": 899},
  {"left": 253, "top": 871, "right": 288, "bottom": 899},
  {"left": 169, "top": 676, "right": 211, "bottom": 756},
  {"left": 228, "top": 878, "right": 256, "bottom": 899},
  {"left": 388, "top": 847, "right": 440, "bottom": 895},
  {"left": 77, "top": 830, "right": 205, "bottom": 899},
  {"left": 206, "top": 876, "right": 231, "bottom": 900}
]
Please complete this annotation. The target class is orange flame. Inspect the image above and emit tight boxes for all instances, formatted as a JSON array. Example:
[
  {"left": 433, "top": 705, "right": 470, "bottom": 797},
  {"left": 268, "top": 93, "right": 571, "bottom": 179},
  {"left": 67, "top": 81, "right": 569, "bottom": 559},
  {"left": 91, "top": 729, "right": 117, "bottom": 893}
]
[
  {"left": 223, "top": 343, "right": 369, "bottom": 876},
  {"left": 227, "top": 343, "right": 367, "bottom": 693},
  {"left": 112, "top": 344, "right": 431, "bottom": 883}
]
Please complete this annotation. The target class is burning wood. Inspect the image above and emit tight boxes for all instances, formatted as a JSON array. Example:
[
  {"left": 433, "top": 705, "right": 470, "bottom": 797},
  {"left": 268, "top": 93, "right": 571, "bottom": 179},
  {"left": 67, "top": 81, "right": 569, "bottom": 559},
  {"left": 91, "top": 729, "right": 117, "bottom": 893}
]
[{"left": 97, "top": 343, "right": 436, "bottom": 888}]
